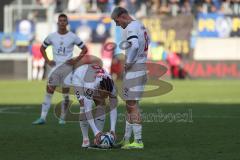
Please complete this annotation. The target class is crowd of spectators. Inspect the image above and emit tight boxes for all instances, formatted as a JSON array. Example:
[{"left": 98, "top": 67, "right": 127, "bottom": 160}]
[
  {"left": 40, "top": 0, "right": 240, "bottom": 17},
  {"left": 2, "top": 0, "right": 239, "bottom": 80}
]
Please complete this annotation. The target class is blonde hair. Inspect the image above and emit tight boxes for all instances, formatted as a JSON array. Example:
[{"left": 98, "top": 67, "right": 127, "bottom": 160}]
[{"left": 111, "top": 7, "right": 128, "bottom": 19}]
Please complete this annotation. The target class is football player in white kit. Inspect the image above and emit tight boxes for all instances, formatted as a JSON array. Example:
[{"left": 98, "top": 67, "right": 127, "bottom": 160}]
[
  {"left": 32, "top": 13, "right": 88, "bottom": 125},
  {"left": 64, "top": 64, "right": 118, "bottom": 148},
  {"left": 111, "top": 7, "right": 149, "bottom": 149}
]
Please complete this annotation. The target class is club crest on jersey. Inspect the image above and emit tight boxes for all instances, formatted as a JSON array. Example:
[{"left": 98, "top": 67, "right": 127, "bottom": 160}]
[{"left": 84, "top": 89, "right": 94, "bottom": 99}]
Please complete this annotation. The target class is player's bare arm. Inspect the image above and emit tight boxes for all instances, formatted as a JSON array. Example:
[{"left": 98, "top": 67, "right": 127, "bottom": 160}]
[
  {"left": 66, "top": 45, "right": 88, "bottom": 65},
  {"left": 40, "top": 45, "right": 56, "bottom": 67}
]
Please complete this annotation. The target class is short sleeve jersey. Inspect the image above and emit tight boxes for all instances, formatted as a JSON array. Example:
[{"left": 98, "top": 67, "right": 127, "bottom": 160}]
[
  {"left": 43, "top": 31, "right": 85, "bottom": 65},
  {"left": 64, "top": 64, "right": 116, "bottom": 99},
  {"left": 124, "top": 20, "right": 150, "bottom": 64}
]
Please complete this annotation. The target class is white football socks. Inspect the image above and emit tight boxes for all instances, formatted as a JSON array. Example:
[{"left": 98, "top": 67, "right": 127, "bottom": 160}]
[
  {"left": 124, "top": 121, "right": 132, "bottom": 141},
  {"left": 60, "top": 94, "right": 69, "bottom": 120},
  {"left": 80, "top": 107, "right": 89, "bottom": 140},
  {"left": 40, "top": 93, "right": 53, "bottom": 120},
  {"left": 132, "top": 123, "right": 142, "bottom": 142}
]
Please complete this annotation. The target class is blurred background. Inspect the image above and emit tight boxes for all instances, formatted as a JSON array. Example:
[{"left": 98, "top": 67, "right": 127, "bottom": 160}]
[
  {"left": 0, "top": 0, "right": 239, "bottom": 80},
  {"left": 0, "top": 2, "right": 240, "bottom": 159}
]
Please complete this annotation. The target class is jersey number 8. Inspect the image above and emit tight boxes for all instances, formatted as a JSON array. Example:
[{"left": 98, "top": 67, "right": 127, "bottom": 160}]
[{"left": 144, "top": 31, "right": 149, "bottom": 52}]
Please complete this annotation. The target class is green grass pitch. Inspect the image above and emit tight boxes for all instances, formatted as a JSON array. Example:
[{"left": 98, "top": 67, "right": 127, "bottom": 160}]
[{"left": 0, "top": 80, "right": 240, "bottom": 160}]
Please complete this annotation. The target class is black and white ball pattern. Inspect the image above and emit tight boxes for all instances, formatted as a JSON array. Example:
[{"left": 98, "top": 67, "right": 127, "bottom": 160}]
[{"left": 99, "top": 132, "right": 115, "bottom": 148}]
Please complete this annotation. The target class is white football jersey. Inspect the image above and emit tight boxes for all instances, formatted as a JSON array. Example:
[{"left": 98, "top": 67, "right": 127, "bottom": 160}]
[
  {"left": 73, "top": 64, "right": 112, "bottom": 88},
  {"left": 64, "top": 64, "right": 116, "bottom": 99},
  {"left": 43, "top": 31, "right": 85, "bottom": 65},
  {"left": 123, "top": 20, "right": 150, "bottom": 64}
]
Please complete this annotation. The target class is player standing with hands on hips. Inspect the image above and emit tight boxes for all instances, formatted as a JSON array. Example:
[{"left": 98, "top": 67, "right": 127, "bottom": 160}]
[
  {"left": 111, "top": 7, "right": 149, "bottom": 149},
  {"left": 32, "top": 13, "right": 88, "bottom": 125}
]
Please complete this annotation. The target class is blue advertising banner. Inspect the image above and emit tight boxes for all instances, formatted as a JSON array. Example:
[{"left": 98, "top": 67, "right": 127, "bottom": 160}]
[
  {"left": 15, "top": 19, "right": 35, "bottom": 42},
  {"left": 197, "top": 13, "right": 240, "bottom": 37},
  {"left": 0, "top": 33, "right": 16, "bottom": 52},
  {"left": 68, "top": 14, "right": 111, "bottom": 43},
  {"left": 0, "top": 32, "right": 31, "bottom": 53}
]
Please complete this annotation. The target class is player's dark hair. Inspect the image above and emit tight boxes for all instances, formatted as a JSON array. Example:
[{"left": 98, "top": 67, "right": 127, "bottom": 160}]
[
  {"left": 58, "top": 13, "right": 68, "bottom": 20},
  {"left": 100, "top": 77, "right": 114, "bottom": 93}
]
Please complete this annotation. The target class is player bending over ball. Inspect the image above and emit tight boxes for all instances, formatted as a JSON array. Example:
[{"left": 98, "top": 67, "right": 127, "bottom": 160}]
[{"left": 64, "top": 64, "right": 118, "bottom": 148}]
